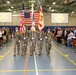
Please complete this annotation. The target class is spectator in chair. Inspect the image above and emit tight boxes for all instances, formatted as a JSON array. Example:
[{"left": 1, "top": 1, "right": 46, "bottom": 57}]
[
  {"left": 74, "top": 28, "right": 76, "bottom": 37},
  {"left": 67, "top": 30, "right": 74, "bottom": 47},
  {"left": 56, "top": 28, "right": 62, "bottom": 43},
  {"left": 0, "top": 29, "right": 3, "bottom": 44}
]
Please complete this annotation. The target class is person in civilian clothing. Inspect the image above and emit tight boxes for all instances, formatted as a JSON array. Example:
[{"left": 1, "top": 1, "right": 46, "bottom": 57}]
[
  {"left": 74, "top": 28, "right": 76, "bottom": 37},
  {"left": 2, "top": 27, "right": 6, "bottom": 43},
  {"left": 67, "top": 30, "right": 74, "bottom": 47},
  {"left": 56, "top": 28, "right": 62, "bottom": 43},
  {"left": 0, "top": 29, "right": 3, "bottom": 45}
]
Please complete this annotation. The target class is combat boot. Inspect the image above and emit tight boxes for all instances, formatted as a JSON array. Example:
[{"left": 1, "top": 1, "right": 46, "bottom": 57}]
[
  {"left": 14, "top": 47, "right": 16, "bottom": 56},
  {"left": 39, "top": 50, "right": 42, "bottom": 56},
  {"left": 47, "top": 51, "right": 50, "bottom": 56},
  {"left": 14, "top": 54, "right": 16, "bottom": 57},
  {"left": 17, "top": 52, "right": 19, "bottom": 55},
  {"left": 24, "top": 50, "right": 26, "bottom": 56},
  {"left": 30, "top": 52, "right": 33, "bottom": 56}
]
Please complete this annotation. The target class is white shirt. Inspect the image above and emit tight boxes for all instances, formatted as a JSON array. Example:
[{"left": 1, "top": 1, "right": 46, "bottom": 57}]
[
  {"left": 67, "top": 32, "right": 74, "bottom": 40},
  {"left": 0, "top": 31, "right": 2, "bottom": 37}
]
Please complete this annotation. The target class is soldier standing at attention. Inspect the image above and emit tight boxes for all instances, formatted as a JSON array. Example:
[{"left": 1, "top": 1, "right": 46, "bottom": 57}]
[{"left": 14, "top": 27, "right": 20, "bottom": 56}]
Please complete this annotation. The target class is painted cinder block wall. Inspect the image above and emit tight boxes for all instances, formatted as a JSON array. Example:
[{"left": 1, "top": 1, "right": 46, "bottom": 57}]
[
  {"left": 0, "top": 12, "right": 76, "bottom": 31},
  {"left": 0, "top": 12, "right": 76, "bottom": 26}
]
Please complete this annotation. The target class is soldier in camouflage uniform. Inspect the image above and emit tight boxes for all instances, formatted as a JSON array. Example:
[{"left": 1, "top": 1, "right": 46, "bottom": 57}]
[
  {"left": 45, "top": 28, "right": 52, "bottom": 56},
  {"left": 14, "top": 27, "right": 20, "bottom": 56},
  {"left": 37, "top": 30, "right": 44, "bottom": 56},
  {"left": 20, "top": 29, "right": 28, "bottom": 56},
  {"left": 29, "top": 27, "right": 37, "bottom": 56}
]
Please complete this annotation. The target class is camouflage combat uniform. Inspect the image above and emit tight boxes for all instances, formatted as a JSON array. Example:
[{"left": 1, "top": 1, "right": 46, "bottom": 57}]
[
  {"left": 37, "top": 30, "right": 44, "bottom": 56},
  {"left": 20, "top": 32, "right": 28, "bottom": 56},
  {"left": 45, "top": 29, "right": 52, "bottom": 56},
  {"left": 14, "top": 28, "right": 20, "bottom": 56},
  {"left": 29, "top": 30, "right": 37, "bottom": 56}
]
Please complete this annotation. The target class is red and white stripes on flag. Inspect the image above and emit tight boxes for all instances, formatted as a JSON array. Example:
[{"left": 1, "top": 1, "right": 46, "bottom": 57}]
[
  {"left": 25, "top": 12, "right": 39, "bottom": 24},
  {"left": 38, "top": 5, "right": 44, "bottom": 31},
  {"left": 20, "top": 3, "right": 25, "bottom": 34}
]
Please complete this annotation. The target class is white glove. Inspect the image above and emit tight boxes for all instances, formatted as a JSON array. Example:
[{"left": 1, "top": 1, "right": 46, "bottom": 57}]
[
  {"left": 45, "top": 36, "right": 47, "bottom": 39},
  {"left": 18, "top": 40, "right": 20, "bottom": 42},
  {"left": 51, "top": 41, "right": 53, "bottom": 44},
  {"left": 24, "top": 37, "right": 26, "bottom": 40}
]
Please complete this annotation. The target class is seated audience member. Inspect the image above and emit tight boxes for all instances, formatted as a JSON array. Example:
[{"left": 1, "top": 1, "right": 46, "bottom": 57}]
[
  {"left": 67, "top": 30, "right": 74, "bottom": 47},
  {"left": 65, "top": 28, "right": 70, "bottom": 46},
  {"left": 2, "top": 27, "right": 6, "bottom": 43},
  {"left": 8, "top": 28, "right": 12, "bottom": 41},
  {"left": 0, "top": 29, "right": 3, "bottom": 44},
  {"left": 61, "top": 29, "right": 65, "bottom": 45},
  {"left": 71, "top": 36, "right": 76, "bottom": 52},
  {"left": 74, "top": 28, "right": 76, "bottom": 37},
  {"left": 56, "top": 28, "right": 62, "bottom": 43}
]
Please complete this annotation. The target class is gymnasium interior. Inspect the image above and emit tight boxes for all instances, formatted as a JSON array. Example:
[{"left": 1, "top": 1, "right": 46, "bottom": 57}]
[{"left": 0, "top": 0, "right": 76, "bottom": 75}]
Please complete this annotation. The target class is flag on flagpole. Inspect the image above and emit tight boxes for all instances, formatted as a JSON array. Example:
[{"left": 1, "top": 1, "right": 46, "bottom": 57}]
[
  {"left": 24, "top": 12, "right": 39, "bottom": 24},
  {"left": 38, "top": 5, "right": 44, "bottom": 31},
  {"left": 31, "top": 4, "right": 35, "bottom": 31},
  {"left": 20, "top": 3, "right": 25, "bottom": 34}
]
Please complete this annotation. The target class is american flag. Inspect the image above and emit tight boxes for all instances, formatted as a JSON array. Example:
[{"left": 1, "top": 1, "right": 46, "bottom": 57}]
[
  {"left": 24, "top": 12, "right": 39, "bottom": 24},
  {"left": 20, "top": 3, "right": 25, "bottom": 34},
  {"left": 31, "top": 7, "right": 35, "bottom": 31}
]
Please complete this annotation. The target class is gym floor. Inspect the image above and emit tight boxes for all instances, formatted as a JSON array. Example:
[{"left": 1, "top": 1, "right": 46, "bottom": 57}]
[{"left": 0, "top": 38, "right": 76, "bottom": 75}]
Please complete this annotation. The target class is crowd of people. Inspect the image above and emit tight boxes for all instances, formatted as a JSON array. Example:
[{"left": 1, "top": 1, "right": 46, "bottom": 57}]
[
  {"left": 0, "top": 26, "right": 76, "bottom": 54},
  {"left": 0, "top": 27, "right": 12, "bottom": 45},
  {"left": 13, "top": 26, "right": 52, "bottom": 56},
  {"left": 52, "top": 27, "right": 76, "bottom": 47}
]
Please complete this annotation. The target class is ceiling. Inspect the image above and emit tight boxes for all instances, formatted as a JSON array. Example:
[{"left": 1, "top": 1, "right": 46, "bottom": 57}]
[{"left": 0, "top": 0, "right": 76, "bottom": 13}]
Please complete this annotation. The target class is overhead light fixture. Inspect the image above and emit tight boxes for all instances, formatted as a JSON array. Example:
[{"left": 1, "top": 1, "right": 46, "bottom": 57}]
[
  {"left": 72, "top": 11, "right": 75, "bottom": 13},
  {"left": 52, "top": 2, "right": 56, "bottom": 5},
  {"left": 64, "top": 0, "right": 74, "bottom": 4},
  {"left": 64, "top": 0, "right": 68, "bottom": 4},
  {"left": 13, "top": 11, "right": 16, "bottom": 13},
  {"left": 49, "top": 7, "right": 51, "bottom": 10},
  {"left": 7, "top": 1, "right": 10, "bottom": 4},
  {"left": 69, "top": 0, "right": 74, "bottom": 3},
  {"left": 8, "top": 8, "right": 12, "bottom": 11},
  {"left": 11, "top": 6, "right": 14, "bottom": 9},
  {"left": 51, "top": 9, "right": 55, "bottom": 12}
]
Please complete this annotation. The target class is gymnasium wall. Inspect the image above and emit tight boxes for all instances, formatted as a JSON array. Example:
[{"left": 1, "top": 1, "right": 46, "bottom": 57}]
[
  {"left": 44, "top": 13, "right": 76, "bottom": 26},
  {"left": 0, "top": 13, "right": 76, "bottom": 26},
  {"left": 0, "top": 12, "right": 76, "bottom": 31}
]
